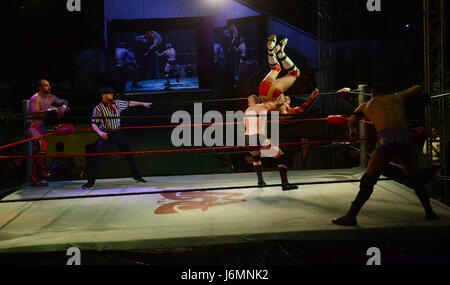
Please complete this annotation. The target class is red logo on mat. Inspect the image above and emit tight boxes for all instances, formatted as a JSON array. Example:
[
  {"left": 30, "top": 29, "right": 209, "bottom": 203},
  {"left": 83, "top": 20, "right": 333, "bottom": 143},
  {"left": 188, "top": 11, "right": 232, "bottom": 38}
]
[{"left": 154, "top": 192, "right": 246, "bottom": 214}]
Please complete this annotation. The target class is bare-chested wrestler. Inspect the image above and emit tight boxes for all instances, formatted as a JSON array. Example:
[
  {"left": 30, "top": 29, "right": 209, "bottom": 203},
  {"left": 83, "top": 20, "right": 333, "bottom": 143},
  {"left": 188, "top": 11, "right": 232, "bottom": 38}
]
[
  {"left": 332, "top": 84, "right": 438, "bottom": 226},
  {"left": 244, "top": 95, "right": 298, "bottom": 191},
  {"left": 25, "top": 79, "right": 69, "bottom": 186},
  {"left": 157, "top": 43, "right": 180, "bottom": 86}
]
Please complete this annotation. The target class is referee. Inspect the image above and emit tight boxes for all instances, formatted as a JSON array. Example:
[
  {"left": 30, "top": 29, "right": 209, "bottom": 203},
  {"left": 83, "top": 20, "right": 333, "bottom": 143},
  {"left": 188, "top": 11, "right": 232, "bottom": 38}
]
[{"left": 82, "top": 87, "right": 152, "bottom": 189}]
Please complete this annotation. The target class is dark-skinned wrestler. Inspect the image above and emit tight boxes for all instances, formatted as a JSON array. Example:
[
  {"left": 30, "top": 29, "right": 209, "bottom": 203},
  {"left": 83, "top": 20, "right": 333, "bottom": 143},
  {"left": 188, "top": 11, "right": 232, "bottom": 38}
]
[{"left": 333, "top": 84, "right": 438, "bottom": 226}]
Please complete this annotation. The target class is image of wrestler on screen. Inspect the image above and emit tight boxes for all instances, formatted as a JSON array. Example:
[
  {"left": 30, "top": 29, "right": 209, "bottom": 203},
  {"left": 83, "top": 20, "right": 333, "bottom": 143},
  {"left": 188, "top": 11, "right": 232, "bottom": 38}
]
[
  {"left": 25, "top": 79, "right": 69, "bottom": 187},
  {"left": 134, "top": 30, "right": 164, "bottom": 79},
  {"left": 156, "top": 42, "right": 180, "bottom": 88},
  {"left": 115, "top": 42, "right": 142, "bottom": 89}
]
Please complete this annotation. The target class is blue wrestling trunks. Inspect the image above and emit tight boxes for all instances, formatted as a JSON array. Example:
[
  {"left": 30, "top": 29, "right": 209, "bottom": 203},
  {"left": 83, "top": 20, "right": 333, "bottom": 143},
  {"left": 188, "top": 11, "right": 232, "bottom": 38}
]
[{"left": 374, "top": 128, "right": 416, "bottom": 158}]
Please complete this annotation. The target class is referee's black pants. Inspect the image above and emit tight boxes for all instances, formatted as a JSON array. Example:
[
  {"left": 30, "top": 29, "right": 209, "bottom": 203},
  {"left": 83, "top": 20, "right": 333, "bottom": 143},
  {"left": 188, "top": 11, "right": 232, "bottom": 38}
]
[{"left": 86, "top": 130, "right": 141, "bottom": 184}]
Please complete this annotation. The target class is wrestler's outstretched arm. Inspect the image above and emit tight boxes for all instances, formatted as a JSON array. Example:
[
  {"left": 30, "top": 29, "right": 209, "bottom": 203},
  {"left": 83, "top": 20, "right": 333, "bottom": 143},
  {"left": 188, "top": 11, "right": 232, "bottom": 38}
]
[
  {"left": 395, "top": 85, "right": 423, "bottom": 100},
  {"left": 348, "top": 103, "right": 367, "bottom": 139},
  {"left": 288, "top": 88, "right": 319, "bottom": 115}
]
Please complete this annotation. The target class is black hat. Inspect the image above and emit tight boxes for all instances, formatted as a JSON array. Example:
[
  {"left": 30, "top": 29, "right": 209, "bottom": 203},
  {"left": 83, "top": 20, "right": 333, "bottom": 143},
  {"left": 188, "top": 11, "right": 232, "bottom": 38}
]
[{"left": 99, "top": 86, "right": 115, "bottom": 96}]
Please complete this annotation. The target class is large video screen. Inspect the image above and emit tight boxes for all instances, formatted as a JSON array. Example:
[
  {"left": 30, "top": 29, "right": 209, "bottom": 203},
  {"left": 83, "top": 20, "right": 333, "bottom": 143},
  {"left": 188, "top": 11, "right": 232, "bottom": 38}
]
[{"left": 113, "top": 30, "right": 199, "bottom": 92}]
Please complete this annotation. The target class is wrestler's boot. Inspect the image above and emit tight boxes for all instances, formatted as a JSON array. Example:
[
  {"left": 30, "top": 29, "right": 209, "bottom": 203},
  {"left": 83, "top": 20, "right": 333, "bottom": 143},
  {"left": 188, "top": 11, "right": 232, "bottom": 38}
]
[
  {"left": 332, "top": 173, "right": 376, "bottom": 226},
  {"left": 31, "top": 141, "right": 48, "bottom": 187},
  {"left": 31, "top": 159, "right": 45, "bottom": 187},
  {"left": 31, "top": 162, "right": 48, "bottom": 186},
  {"left": 267, "top": 35, "right": 281, "bottom": 71},
  {"left": 250, "top": 153, "right": 266, "bottom": 186},
  {"left": 38, "top": 157, "right": 49, "bottom": 182},
  {"left": 255, "top": 165, "right": 266, "bottom": 187},
  {"left": 411, "top": 178, "right": 438, "bottom": 220},
  {"left": 278, "top": 167, "right": 298, "bottom": 191},
  {"left": 37, "top": 138, "right": 49, "bottom": 183},
  {"left": 165, "top": 74, "right": 171, "bottom": 86},
  {"left": 276, "top": 38, "right": 300, "bottom": 78},
  {"left": 276, "top": 154, "right": 298, "bottom": 191}
]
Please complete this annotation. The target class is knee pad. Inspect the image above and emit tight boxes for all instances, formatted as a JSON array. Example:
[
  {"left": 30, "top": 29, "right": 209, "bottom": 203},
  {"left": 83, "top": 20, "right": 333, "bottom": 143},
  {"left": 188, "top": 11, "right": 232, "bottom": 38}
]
[
  {"left": 276, "top": 153, "right": 288, "bottom": 166},
  {"left": 288, "top": 68, "right": 300, "bottom": 78},
  {"left": 270, "top": 64, "right": 281, "bottom": 71}
]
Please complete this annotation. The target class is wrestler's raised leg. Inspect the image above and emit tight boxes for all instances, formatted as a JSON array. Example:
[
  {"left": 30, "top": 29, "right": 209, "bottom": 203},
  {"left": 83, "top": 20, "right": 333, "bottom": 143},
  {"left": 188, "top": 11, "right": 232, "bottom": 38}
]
[
  {"left": 262, "top": 35, "right": 281, "bottom": 83},
  {"left": 333, "top": 151, "right": 388, "bottom": 226},
  {"left": 272, "top": 38, "right": 301, "bottom": 93}
]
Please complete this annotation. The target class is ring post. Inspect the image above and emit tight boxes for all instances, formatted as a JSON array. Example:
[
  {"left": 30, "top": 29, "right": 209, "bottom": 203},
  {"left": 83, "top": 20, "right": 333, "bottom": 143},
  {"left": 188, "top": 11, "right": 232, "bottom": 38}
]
[{"left": 358, "top": 84, "right": 369, "bottom": 167}]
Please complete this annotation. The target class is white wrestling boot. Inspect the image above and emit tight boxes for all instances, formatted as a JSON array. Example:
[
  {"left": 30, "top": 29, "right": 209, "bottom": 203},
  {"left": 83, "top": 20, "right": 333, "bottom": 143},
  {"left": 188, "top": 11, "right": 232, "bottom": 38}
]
[
  {"left": 267, "top": 35, "right": 280, "bottom": 69},
  {"left": 276, "top": 38, "right": 300, "bottom": 77}
]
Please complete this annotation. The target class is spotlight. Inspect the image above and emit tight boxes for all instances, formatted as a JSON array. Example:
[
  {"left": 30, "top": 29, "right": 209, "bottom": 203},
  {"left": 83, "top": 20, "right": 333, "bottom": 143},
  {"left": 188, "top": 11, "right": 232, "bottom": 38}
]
[{"left": 204, "top": 0, "right": 226, "bottom": 5}]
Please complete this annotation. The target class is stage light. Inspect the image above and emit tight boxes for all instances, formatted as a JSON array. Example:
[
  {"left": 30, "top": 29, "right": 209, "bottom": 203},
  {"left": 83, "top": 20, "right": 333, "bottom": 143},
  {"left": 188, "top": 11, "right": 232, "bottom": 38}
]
[{"left": 204, "top": 0, "right": 227, "bottom": 6}]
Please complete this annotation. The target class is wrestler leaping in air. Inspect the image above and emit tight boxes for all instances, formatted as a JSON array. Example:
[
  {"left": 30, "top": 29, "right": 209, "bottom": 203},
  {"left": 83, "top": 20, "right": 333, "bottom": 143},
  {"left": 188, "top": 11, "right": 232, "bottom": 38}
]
[{"left": 259, "top": 35, "right": 318, "bottom": 113}]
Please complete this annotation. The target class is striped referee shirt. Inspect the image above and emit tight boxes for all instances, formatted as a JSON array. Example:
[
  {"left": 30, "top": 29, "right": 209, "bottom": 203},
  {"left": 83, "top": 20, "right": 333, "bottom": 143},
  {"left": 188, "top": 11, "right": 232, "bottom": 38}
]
[{"left": 91, "top": 100, "right": 130, "bottom": 131}]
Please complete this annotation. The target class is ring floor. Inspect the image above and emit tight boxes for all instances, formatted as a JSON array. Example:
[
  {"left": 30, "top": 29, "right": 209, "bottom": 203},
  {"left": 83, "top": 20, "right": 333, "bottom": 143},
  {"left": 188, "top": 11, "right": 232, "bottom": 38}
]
[{"left": 0, "top": 167, "right": 449, "bottom": 253}]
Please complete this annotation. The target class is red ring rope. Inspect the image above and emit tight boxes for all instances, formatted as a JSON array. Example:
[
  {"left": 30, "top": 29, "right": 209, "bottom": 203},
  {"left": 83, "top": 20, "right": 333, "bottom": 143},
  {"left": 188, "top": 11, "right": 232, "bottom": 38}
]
[
  {"left": 0, "top": 138, "right": 376, "bottom": 159},
  {"left": 64, "top": 118, "right": 373, "bottom": 133},
  {"left": 0, "top": 116, "right": 373, "bottom": 151},
  {"left": 0, "top": 132, "right": 56, "bottom": 151}
]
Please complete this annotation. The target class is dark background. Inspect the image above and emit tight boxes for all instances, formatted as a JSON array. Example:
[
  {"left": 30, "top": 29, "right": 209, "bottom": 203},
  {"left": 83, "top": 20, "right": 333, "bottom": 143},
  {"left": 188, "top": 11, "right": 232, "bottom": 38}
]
[{"left": 2, "top": 0, "right": 448, "bottom": 97}]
